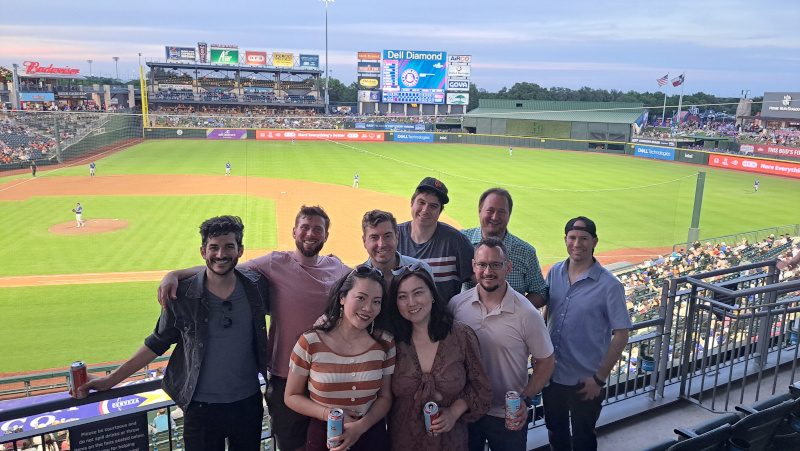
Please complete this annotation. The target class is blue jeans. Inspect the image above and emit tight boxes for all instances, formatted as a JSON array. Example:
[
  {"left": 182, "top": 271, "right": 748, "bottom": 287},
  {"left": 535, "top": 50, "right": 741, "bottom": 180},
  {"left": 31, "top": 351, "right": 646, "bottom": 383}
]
[
  {"left": 468, "top": 414, "right": 526, "bottom": 451},
  {"left": 183, "top": 391, "right": 264, "bottom": 451},
  {"left": 542, "top": 382, "right": 604, "bottom": 451}
]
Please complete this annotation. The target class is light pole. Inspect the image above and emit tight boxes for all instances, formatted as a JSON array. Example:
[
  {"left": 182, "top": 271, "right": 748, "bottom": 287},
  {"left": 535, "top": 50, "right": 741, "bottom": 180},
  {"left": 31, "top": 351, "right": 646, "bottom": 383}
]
[
  {"left": 320, "top": 0, "right": 334, "bottom": 115},
  {"left": 112, "top": 57, "right": 120, "bottom": 81},
  {"left": 87, "top": 60, "right": 93, "bottom": 77},
  {"left": 138, "top": 53, "right": 142, "bottom": 67}
]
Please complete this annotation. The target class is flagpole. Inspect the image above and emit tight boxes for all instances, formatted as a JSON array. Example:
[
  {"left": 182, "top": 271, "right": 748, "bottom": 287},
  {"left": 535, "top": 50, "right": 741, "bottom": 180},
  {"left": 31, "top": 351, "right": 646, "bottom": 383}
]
[
  {"left": 676, "top": 72, "right": 685, "bottom": 126},
  {"left": 662, "top": 83, "right": 668, "bottom": 127}
]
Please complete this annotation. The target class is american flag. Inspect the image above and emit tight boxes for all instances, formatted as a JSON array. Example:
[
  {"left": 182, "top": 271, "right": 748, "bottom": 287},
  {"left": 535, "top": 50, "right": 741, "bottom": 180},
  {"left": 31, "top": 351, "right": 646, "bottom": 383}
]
[
  {"left": 672, "top": 74, "right": 685, "bottom": 87},
  {"left": 656, "top": 74, "right": 669, "bottom": 87}
]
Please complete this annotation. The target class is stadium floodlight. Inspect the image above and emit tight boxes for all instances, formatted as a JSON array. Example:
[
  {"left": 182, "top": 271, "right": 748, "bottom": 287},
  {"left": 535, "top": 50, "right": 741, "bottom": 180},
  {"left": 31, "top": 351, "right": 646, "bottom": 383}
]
[
  {"left": 87, "top": 60, "right": 93, "bottom": 77},
  {"left": 320, "top": 0, "right": 334, "bottom": 115},
  {"left": 113, "top": 57, "right": 120, "bottom": 81}
]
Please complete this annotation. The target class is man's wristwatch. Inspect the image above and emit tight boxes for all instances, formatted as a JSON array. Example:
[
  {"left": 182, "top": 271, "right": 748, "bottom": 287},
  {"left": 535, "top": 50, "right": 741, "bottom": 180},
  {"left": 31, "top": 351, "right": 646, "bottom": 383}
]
[
  {"left": 592, "top": 374, "right": 606, "bottom": 387},
  {"left": 521, "top": 395, "right": 535, "bottom": 408}
]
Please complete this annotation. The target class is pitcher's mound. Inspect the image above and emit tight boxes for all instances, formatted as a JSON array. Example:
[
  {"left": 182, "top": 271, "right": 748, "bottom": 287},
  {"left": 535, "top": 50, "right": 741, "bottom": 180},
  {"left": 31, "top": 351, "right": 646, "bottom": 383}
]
[{"left": 49, "top": 219, "right": 130, "bottom": 235}]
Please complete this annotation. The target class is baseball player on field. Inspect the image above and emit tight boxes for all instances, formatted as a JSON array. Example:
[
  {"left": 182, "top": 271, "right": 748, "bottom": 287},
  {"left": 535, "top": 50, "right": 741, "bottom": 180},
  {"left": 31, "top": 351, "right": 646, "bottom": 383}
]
[
  {"left": 89, "top": 162, "right": 96, "bottom": 178},
  {"left": 73, "top": 203, "right": 86, "bottom": 227}
]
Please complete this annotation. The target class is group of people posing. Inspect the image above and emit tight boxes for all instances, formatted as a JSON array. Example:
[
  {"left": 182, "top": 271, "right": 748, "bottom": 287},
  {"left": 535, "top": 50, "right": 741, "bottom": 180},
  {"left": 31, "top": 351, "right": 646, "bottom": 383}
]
[{"left": 75, "top": 177, "right": 632, "bottom": 451}]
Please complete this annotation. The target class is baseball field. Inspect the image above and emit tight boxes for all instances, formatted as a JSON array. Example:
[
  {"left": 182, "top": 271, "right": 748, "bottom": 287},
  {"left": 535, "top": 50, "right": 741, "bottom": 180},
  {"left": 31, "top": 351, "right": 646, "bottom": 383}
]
[{"left": 2, "top": 138, "right": 799, "bottom": 373}]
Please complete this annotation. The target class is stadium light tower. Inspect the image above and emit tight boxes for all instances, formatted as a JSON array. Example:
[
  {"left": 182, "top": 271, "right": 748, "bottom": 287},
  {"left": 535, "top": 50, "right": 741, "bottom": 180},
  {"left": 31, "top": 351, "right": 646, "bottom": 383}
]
[
  {"left": 87, "top": 60, "right": 93, "bottom": 76},
  {"left": 320, "top": 0, "right": 334, "bottom": 115},
  {"left": 112, "top": 57, "right": 120, "bottom": 81}
]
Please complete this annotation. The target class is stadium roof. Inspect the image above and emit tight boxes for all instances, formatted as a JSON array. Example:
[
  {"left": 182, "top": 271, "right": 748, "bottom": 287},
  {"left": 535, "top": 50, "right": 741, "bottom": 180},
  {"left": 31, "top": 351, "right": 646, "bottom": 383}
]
[{"left": 467, "top": 99, "right": 644, "bottom": 124}]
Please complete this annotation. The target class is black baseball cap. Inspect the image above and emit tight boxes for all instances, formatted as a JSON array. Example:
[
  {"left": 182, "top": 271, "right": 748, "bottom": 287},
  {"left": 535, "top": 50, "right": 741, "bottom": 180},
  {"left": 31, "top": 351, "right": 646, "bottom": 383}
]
[
  {"left": 565, "top": 216, "right": 597, "bottom": 237},
  {"left": 416, "top": 177, "right": 449, "bottom": 205}
]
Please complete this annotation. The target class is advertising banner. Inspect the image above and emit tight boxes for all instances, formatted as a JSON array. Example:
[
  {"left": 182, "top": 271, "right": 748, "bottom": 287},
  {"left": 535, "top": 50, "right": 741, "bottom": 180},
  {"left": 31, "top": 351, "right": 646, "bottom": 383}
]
[
  {"left": 358, "top": 77, "right": 380, "bottom": 89},
  {"left": 357, "top": 62, "right": 381, "bottom": 74},
  {"left": 198, "top": 42, "right": 208, "bottom": 63},
  {"left": 447, "top": 64, "right": 471, "bottom": 77},
  {"left": 273, "top": 52, "right": 294, "bottom": 67},
  {"left": 206, "top": 129, "right": 247, "bottom": 139},
  {"left": 394, "top": 132, "right": 434, "bottom": 143},
  {"left": 634, "top": 145, "right": 676, "bottom": 161},
  {"left": 299, "top": 54, "right": 319, "bottom": 68},
  {"left": 760, "top": 92, "right": 800, "bottom": 119},
  {"left": 20, "top": 93, "right": 55, "bottom": 102},
  {"left": 447, "top": 93, "right": 469, "bottom": 105},
  {"left": 256, "top": 130, "right": 384, "bottom": 141},
  {"left": 631, "top": 137, "right": 677, "bottom": 148},
  {"left": 357, "top": 90, "right": 380, "bottom": 102},
  {"left": 739, "top": 143, "right": 800, "bottom": 158},
  {"left": 358, "top": 51, "right": 381, "bottom": 61},
  {"left": 245, "top": 51, "right": 267, "bottom": 65},
  {"left": 708, "top": 155, "right": 800, "bottom": 178},
  {"left": 165, "top": 46, "right": 197, "bottom": 62},
  {"left": 210, "top": 46, "right": 239, "bottom": 64},
  {"left": 382, "top": 50, "right": 447, "bottom": 92},
  {"left": 447, "top": 79, "right": 470, "bottom": 91},
  {"left": 355, "top": 123, "right": 425, "bottom": 131},
  {"left": 448, "top": 55, "right": 471, "bottom": 64}
]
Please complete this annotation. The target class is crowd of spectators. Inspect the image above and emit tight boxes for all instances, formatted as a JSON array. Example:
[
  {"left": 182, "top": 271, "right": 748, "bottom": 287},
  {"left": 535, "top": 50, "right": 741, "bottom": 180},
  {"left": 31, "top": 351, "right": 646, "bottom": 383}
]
[
  {"left": 0, "top": 117, "right": 56, "bottom": 164},
  {"left": 634, "top": 121, "right": 800, "bottom": 151}
]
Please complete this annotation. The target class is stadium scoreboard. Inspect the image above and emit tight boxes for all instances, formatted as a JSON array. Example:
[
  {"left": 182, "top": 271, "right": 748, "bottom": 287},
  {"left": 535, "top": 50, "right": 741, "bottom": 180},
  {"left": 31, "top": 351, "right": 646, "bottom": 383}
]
[{"left": 381, "top": 50, "right": 446, "bottom": 104}]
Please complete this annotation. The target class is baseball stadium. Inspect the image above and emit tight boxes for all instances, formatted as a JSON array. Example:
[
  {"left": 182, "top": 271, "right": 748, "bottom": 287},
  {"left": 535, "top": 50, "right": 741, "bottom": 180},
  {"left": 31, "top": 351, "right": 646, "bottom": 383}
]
[{"left": 1, "top": 49, "right": 800, "bottom": 451}]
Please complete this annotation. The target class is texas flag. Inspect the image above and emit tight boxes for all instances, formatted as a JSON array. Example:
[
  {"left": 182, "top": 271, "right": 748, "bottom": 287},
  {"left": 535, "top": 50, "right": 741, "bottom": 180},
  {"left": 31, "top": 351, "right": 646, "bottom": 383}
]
[{"left": 671, "top": 74, "right": 685, "bottom": 87}]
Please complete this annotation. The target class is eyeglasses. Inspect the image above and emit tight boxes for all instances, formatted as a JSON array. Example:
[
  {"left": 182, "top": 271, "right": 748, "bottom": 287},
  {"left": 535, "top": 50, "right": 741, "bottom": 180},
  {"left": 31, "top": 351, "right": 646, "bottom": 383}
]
[
  {"left": 351, "top": 264, "right": 383, "bottom": 279},
  {"left": 392, "top": 261, "right": 425, "bottom": 276},
  {"left": 221, "top": 300, "right": 232, "bottom": 328},
  {"left": 474, "top": 261, "right": 507, "bottom": 270}
]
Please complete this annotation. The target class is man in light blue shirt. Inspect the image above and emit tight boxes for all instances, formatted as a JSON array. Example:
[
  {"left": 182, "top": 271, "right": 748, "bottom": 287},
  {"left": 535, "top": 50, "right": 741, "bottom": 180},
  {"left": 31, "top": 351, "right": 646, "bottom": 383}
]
[
  {"left": 543, "top": 216, "right": 631, "bottom": 451},
  {"left": 361, "top": 209, "right": 433, "bottom": 285}
]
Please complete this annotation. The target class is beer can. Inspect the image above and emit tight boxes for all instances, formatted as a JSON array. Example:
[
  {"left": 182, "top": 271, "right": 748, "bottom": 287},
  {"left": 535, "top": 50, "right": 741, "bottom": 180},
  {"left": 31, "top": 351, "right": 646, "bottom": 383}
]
[
  {"left": 327, "top": 408, "right": 344, "bottom": 449},
  {"left": 424, "top": 401, "right": 440, "bottom": 436},
  {"left": 69, "top": 361, "right": 89, "bottom": 399},
  {"left": 505, "top": 391, "right": 522, "bottom": 429}
]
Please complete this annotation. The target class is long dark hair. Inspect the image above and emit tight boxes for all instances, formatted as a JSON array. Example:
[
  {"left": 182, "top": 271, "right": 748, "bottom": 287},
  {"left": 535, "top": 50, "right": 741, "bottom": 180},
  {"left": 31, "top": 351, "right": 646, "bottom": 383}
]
[
  {"left": 316, "top": 265, "right": 388, "bottom": 340},
  {"left": 386, "top": 269, "right": 453, "bottom": 344}
]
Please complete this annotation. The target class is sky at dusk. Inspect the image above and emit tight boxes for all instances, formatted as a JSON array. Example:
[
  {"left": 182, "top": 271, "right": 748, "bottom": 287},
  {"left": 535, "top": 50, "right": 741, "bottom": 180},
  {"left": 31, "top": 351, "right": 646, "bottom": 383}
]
[{"left": 2, "top": 0, "right": 798, "bottom": 102}]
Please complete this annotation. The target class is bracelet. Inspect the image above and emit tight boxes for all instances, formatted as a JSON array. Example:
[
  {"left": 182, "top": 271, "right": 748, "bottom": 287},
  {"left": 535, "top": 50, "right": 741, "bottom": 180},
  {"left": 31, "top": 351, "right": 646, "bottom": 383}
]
[{"left": 592, "top": 374, "right": 606, "bottom": 387}]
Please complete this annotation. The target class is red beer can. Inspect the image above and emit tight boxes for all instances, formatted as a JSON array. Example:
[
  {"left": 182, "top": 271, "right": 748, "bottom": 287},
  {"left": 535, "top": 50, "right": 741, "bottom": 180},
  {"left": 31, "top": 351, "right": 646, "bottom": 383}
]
[
  {"left": 424, "top": 401, "right": 440, "bottom": 436},
  {"left": 69, "top": 361, "right": 89, "bottom": 399}
]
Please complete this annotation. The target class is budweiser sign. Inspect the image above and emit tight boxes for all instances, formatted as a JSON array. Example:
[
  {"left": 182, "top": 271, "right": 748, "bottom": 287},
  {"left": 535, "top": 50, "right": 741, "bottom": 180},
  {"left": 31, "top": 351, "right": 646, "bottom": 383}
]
[{"left": 23, "top": 61, "right": 80, "bottom": 75}]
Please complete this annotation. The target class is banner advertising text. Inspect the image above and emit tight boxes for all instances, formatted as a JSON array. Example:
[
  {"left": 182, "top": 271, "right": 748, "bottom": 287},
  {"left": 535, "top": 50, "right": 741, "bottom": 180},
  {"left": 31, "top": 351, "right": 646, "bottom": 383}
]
[
  {"left": 357, "top": 90, "right": 381, "bottom": 102},
  {"left": 198, "top": 42, "right": 208, "bottom": 63},
  {"left": 631, "top": 137, "right": 677, "bottom": 148},
  {"left": 357, "top": 62, "right": 381, "bottom": 74},
  {"left": 394, "top": 132, "right": 434, "bottom": 143},
  {"left": 447, "top": 64, "right": 471, "bottom": 77},
  {"left": 358, "top": 77, "right": 380, "bottom": 88},
  {"left": 739, "top": 143, "right": 800, "bottom": 158},
  {"left": 299, "top": 54, "right": 319, "bottom": 68},
  {"left": 708, "top": 155, "right": 800, "bottom": 179},
  {"left": 358, "top": 52, "right": 381, "bottom": 61},
  {"left": 447, "top": 79, "right": 470, "bottom": 91},
  {"left": 447, "top": 93, "right": 469, "bottom": 105},
  {"left": 165, "top": 46, "right": 197, "bottom": 62},
  {"left": 256, "top": 130, "right": 384, "bottom": 141},
  {"left": 448, "top": 55, "right": 471, "bottom": 64},
  {"left": 207, "top": 129, "right": 247, "bottom": 139},
  {"left": 245, "top": 51, "right": 267, "bottom": 65},
  {"left": 382, "top": 91, "right": 444, "bottom": 104},
  {"left": 634, "top": 145, "right": 676, "bottom": 161},
  {"left": 355, "top": 123, "right": 425, "bottom": 131},
  {"left": 210, "top": 47, "right": 239, "bottom": 64},
  {"left": 273, "top": 52, "right": 294, "bottom": 67}
]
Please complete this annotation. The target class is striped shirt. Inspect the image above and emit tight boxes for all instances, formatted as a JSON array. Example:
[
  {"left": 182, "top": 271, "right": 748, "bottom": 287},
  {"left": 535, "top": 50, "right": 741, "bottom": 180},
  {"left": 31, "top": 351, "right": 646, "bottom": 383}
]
[{"left": 289, "top": 330, "right": 396, "bottom": 414}]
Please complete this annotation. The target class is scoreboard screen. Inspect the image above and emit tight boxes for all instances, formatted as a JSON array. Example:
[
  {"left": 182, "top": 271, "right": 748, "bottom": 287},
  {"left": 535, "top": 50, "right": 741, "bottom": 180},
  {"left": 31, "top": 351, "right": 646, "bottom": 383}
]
[{"left": 381, "top": 50, "right": 446, "bottom": 104}]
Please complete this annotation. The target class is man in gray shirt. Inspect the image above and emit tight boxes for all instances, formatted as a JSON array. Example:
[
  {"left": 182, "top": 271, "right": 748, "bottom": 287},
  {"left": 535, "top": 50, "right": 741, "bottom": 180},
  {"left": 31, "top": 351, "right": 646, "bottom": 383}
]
[{"left": 76, "top": 216, "right": 270, "bottom": 450}]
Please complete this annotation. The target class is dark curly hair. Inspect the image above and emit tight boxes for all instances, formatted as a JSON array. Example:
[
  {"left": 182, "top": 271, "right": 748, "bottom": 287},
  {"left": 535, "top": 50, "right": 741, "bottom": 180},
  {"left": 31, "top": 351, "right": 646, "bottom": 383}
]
[{"left": 199, "top": 215, "right": 244, "bottom": 248}]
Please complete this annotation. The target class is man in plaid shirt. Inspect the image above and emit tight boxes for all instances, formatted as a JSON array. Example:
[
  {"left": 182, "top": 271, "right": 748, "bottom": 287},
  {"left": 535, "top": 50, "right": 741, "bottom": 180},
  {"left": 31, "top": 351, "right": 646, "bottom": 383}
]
[{"left": 462, "top": 187, "right": 548, "bottom": 307}]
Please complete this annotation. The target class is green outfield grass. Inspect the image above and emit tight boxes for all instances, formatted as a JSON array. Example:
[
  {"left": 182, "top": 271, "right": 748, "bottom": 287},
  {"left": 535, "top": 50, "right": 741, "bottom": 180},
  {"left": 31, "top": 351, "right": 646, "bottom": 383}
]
[{"left": 2, "top": 139, "right": 799, "bottom": 372}]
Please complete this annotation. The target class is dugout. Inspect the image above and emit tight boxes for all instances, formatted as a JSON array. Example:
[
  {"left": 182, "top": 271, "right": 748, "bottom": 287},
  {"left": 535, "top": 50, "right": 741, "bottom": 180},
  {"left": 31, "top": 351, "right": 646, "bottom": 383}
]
[{"left": 462, "top": 99, "right": 644, "bottom": 152}]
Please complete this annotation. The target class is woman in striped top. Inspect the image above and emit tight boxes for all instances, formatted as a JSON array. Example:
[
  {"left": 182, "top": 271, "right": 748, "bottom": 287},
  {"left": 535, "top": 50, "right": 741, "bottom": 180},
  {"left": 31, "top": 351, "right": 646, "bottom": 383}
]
[{"left": 285, "top": 265, "right": 395, "bottom": 451}]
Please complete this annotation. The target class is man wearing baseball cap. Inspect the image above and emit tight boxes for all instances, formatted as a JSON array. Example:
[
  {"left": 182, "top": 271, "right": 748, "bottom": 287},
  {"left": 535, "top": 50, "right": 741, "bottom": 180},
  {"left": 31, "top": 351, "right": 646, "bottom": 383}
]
[
  {"left": 542, "top": 216, "right": 631, "bottom": 451},
  {"left": 396, "top": 177, "right": 475, "bottom": 302}
]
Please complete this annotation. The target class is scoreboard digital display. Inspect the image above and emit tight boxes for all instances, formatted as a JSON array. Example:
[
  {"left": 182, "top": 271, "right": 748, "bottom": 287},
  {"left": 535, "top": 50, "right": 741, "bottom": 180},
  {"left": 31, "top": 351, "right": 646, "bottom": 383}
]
[{"left": 381, "top": 50, "right": 446, "bottom": 104}]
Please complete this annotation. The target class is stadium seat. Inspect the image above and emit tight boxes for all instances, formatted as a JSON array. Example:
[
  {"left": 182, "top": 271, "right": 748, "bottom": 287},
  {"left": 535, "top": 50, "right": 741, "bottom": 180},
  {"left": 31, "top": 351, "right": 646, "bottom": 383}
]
[
  {"left": 728, "top": 399, "right": 795, "bottom": 451},
  {"left": 669, "top": 423, "right": 733, "bottom": 451}
]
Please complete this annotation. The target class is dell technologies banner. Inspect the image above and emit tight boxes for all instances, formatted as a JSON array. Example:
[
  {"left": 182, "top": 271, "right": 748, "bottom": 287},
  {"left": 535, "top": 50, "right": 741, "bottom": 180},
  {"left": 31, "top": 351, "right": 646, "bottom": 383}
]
[
  {"left": 394, "top": 132, "right": 434, "bottom": 143},
  {"left": 634, "top": 145, "right": 675, "bottom": 161}
]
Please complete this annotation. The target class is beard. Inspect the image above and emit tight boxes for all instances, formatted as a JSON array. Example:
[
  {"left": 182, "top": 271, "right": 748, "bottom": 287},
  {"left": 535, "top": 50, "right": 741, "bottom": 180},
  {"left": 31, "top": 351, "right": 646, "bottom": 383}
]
[
  {"left": 479, "top": 278, "right": 502, "bottom": 292},
  {"left": 206, "top": 256, "right": 239, "bottom": 276},
  {"left": 296, "top": 238, "right": 324, "bottom": 258}
]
